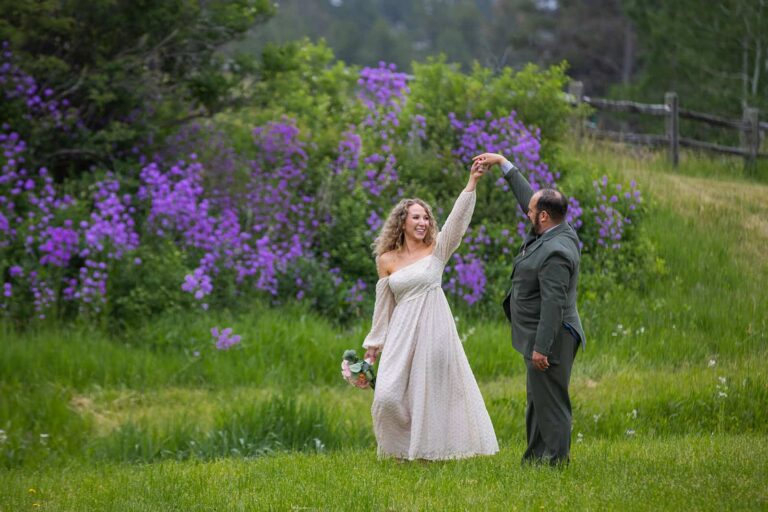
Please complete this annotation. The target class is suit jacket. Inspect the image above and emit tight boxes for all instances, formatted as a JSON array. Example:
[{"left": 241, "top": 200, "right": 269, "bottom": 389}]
[{"left": 501, "top": 167, "right": 585, "bottom": 363}]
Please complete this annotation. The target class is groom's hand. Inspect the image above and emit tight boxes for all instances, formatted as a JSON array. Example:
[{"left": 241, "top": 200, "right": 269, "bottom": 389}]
[
  {"left": 473, "top": 153, "right": 506, "bottom": 168},
  {"left": 532, "top": 351, "right": 549, "bottom": 371}
]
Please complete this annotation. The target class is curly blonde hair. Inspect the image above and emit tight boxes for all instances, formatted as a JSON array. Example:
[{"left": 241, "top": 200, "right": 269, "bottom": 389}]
[{"left": 372, "top": 198, "right": 438, "bottom": 257}]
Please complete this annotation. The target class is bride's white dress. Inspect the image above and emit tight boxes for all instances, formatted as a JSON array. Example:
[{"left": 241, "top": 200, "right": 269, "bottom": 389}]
[{"left": 363, "top": 190, "right": 499, "bottom": 460}]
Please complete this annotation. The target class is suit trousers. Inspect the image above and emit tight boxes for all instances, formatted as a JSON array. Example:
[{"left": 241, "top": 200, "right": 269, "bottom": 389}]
[{"left": 522, "top": 332, "right": 579, "bottom": 465}]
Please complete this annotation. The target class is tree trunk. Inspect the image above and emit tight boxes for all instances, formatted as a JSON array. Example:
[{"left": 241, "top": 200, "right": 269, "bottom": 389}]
[
  {"left": 742, "top": 35, "right": 750, "bottom": 110},
  {"left": 754, "top": 38, "right": 762, "bottom": 98},
  {"left": 752, "top": 0, "right": 764, "bottom": 97}
]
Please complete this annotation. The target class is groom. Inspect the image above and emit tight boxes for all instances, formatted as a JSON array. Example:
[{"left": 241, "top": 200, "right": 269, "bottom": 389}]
[{"left": 474, "top": 153, "right": 585, "bottom": 466}]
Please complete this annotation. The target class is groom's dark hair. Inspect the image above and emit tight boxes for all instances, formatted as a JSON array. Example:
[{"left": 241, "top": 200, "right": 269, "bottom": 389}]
[{"left": 536, "top": 188, "right": 568, "bottom": 222}]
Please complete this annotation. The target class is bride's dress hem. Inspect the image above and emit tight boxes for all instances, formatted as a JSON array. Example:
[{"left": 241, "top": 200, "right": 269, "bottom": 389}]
[{"left": 377, "top": 446, "right": 500, "bottom": 462}]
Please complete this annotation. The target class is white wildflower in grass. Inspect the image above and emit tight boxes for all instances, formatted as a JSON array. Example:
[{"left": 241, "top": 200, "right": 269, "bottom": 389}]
[
  {"left": 0, "top": 429, "right": 6, "bottom": 443},
  {"left": 576, "top": 432, "right": 584, "bottom": 443},
  {"left": 593, "top": 414, "right": 601, "bottom": 424},
  {"left": 627, "top": 409, "right": 638, "bottom": 419},
  {"left": 626, "top": 429, "right": 636, "bottom": 436},
  {"left": 708, "top": 358, "right": 717, "bottom": 368},
  {"left": 637, "top": 326, "right": 646, "bottom": 335},
  {"left": 39, "top": 433, "right": 49, "bottom": 445},
  {"left": 715, "top": 375, "right": 729, "bottom": 398}
]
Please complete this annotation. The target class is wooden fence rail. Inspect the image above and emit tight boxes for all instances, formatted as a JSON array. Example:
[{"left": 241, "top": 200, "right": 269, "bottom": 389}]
[{"left": 567, "top": 81, "right": 767, "bottom": 169}]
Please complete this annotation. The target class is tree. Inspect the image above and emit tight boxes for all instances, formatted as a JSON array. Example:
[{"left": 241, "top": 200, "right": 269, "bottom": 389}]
[
  {"left": 488, "top": 0, "right": 637, "bottom": 94},
  {"left": 0, "top": 0, "right": 275, "bottom": 179},
  {"left": 623, "top": 0, "right": 768, "bottom": 116}
]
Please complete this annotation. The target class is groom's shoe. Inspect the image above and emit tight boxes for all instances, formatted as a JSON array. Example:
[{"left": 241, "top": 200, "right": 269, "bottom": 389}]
[{"left": 521, "top": 454, "right": 570, "bottom": 468}]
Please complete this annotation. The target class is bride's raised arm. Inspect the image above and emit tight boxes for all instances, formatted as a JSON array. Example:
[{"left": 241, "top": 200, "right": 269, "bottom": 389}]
[{"left": 433, "top": 162, "right": 484, "bottom": 263}]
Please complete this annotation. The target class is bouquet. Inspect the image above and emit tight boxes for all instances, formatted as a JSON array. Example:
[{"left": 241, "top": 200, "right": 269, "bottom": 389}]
[{"left": 340, "top": 349, "right": 376, "bottom": 389}]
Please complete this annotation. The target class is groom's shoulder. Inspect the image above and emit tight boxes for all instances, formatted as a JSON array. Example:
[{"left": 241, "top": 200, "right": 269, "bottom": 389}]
[{"left": 549, "top": 229, "right": 580, "bottom": 255}]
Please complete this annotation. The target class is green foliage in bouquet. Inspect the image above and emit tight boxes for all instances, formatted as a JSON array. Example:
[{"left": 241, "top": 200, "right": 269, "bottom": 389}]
[{"left": 341, "top": 349, "right": 376, "bottom": 389}]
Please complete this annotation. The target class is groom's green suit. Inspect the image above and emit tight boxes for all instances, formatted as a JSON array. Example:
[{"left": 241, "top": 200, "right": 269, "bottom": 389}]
[{"left": 501, "top": 162, "right": 585, "bottom": 464}]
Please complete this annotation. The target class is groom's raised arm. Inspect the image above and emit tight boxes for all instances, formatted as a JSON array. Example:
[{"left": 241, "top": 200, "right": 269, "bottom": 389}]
[
  {"left": 500, "top": 160, "right": 533, "bottom": 214},
  {"left": 473, "top": 153, "right": 533, "bottom": 213}
]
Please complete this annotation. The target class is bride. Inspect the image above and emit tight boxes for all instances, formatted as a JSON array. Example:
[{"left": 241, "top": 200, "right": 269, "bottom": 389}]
[{"left": 362, "top": 160, "right": 499, "bottom": 460}]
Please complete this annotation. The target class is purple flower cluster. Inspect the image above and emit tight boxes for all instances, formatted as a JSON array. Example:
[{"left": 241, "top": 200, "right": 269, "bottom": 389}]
[
  {"left": 358, "top": 62, "right": 410, "bottom": 115},
  {"left": 247, "top": 119, "right": 316, "bottom": 292},
  {"left": 30, "top": 273, "right": 55, "bottom": 319},
  {"left": 592, "top": 176, "right": 642, "bottom": 249},
  {"left": 135, "top": 118, "right": 327, "bottom": 308},
  {"left": 357, "top": 63, "right": 410, "bottom": 200},
  {"left": 444, "top": 253, "right": 486, "bottom": 305},
  {"left": 85, "top": 176, "right": 139, "bottom": 259},
  {"left": 211, "top": 326, "right": 241, "bottom": 350},
  {"left": 345, "top": 278, "right": 368, "bottom": 305},
  {"left": 450, "top": 111, "right": 556, "bottom": 189},
  {"left": 182, "top": 268, "right": 214, "bottom": 301},
  {"left": 566, "top": 196, "right": 584, "bottom": 231},
  {"left": 332, "top": 128, "right": 362, "bottom": 176},
  {"left": 70, "top": 260, "right": 108, "bottom": 311},
  {"left": 0, "top": 42, "right": 75, "bottom": 130},
  {"left": 408, "top": 113, "right": 427, "bottom": 143},
  {"left": 0, "top": 128, "right": 80, "bottom": 316},
  {"left": 160, "top": 124, "right": 240, "bottom": 201},
  {"left": 38, "top": 225, "right": 79, "bottom": 266}
]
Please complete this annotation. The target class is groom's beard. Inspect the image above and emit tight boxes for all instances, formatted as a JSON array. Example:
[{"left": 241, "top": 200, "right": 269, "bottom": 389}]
[{"left": 533, "top": 214, "right": 543, "bottom": 235}]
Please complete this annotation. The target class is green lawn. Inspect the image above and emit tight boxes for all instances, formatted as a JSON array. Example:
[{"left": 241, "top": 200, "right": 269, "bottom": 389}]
[
  {"left": 1, "top": 146, "right": 767, "bottom": 510},
  {"left": 1, "top": 436, "right": 766, "bottom": 511}
]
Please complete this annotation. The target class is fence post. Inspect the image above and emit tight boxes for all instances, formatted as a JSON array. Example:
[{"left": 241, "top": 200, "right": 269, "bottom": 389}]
[
  {"left": 568, "top": 81, "right": 584, "bottom": 140},
  {"left": 742, "top": 107, "right": 759, "bottom": 172},
  {"left": 665, "top": 92, "right": 679, "bottom": 168}
]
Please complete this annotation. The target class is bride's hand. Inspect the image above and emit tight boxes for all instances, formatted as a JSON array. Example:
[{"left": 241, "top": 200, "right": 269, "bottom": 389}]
[
  {"left": 465, "top": 160, "right": 486, "bottom": 191},
  {"left": 365, "top": 347, "right": 381, "bottom": 364},
  {"left": 470, "top": 160, "right": 487, "bottom": 179}
]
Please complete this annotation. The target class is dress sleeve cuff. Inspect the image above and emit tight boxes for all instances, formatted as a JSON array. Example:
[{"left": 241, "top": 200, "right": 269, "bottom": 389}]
[{"left": 362, "top": 339, "right": 384, "bottom": 349}]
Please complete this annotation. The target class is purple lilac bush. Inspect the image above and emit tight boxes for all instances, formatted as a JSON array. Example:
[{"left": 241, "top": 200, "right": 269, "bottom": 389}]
[
  {"left": 0, "top": 46, "right": 646, "bottom": 325},
  {"left": 592, "top": 176, "right": 643, "bottom": 249}
]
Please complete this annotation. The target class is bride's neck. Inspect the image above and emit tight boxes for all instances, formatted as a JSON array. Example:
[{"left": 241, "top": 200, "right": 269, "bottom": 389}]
[{"left": 402, "top": 237, "right": 427, "bottom": 255}]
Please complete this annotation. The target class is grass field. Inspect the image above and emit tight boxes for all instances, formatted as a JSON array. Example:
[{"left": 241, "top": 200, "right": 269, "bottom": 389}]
[
  {"left": 2, "top": 436, "right": 766, "bottom": 511},
  {"left": 1, "top": 145, "right": 767, "bottom": 510}
]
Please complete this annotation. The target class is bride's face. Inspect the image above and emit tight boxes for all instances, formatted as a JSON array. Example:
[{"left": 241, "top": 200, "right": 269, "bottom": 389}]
[{"left": 404, "top": 204, "right": 430, "bottom": 243}]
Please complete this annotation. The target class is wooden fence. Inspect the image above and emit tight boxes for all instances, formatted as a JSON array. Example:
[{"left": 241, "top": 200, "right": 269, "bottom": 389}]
[{"left": 567, "top": 81, "right": 768, "bottom": 169}]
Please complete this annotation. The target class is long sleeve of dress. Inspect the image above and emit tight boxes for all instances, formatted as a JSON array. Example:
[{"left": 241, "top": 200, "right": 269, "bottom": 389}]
[
  {"left": 433, "top": 190, "right": 476, "bottom": 263},
  {"left": 362, "top": 277, "right": 396, "bottom": 349}
]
